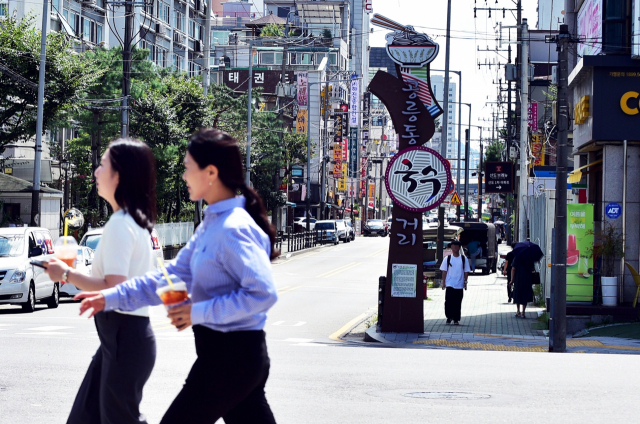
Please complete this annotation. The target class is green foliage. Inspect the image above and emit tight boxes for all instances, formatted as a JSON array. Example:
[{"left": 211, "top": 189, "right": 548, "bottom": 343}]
[
  {"left": 260, "top": 24, "right": 284, "bottom": 37},
  {"left": 484, "top": 139, "right": 504, "bottom": 162},
  {"left": 543, "top": 84, "right": 557, "bottom": 102},
  {"left": 0, "top": 14, "right": 105, "bottom": 145},
  {"left": 586, "top": 223, "right": 625, "bottom": 277}
]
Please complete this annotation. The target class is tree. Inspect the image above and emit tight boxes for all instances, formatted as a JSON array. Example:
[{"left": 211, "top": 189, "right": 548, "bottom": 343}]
[
  {"left": 0, "top": 15, "right": 104, "bottom": 145},
  {"left": 260, "top": 23, "right": 284, "bottom": 37},
  {"left": 484, "top": 139, "right": 504, "bottom": 162}
]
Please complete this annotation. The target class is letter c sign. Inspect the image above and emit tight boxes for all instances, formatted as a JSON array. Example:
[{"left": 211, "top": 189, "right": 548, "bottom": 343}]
[{"left": 620, "top": 91, "right": 640, "bottom": 115}]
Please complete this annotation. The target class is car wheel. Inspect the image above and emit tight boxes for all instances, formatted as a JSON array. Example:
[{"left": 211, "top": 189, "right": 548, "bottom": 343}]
[
  {"left": 46, "top": 283, "right": 60, "bottom": 309},
  {"left": 334, "top": 239, "right": 338, "bottom": 245},
  {"left": 22, "top": 284, "right": 36, "bottom": 313}
]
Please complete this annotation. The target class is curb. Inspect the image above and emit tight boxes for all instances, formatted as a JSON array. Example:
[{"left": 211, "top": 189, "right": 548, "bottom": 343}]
[{"left": 364, "top": 327, "right": 392, "bottom": 344}]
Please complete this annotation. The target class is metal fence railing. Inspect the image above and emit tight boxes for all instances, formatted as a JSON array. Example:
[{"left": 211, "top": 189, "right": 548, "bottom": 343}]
[
  {"left": 155, "top": 222, "right": 194, "bottom": 247},
  {"left": 286, "top": 230, "right": 327, "bottom": 253}
]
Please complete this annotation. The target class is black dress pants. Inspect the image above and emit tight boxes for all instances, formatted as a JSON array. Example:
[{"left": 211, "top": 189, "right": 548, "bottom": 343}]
[
  {"left": 67, "top": 311, "right": 156, "bottom": 424},
  {"left": 444, "top": 287, "right": 464, "bottom": 322},
  {"left": 160, "top": 326, "right": 276, "bottom": 424}
]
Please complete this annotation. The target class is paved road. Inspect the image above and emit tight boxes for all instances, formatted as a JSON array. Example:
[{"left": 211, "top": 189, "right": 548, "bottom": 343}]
[{"left": 1, "top": 237, "right": 637, "bottom": 423}]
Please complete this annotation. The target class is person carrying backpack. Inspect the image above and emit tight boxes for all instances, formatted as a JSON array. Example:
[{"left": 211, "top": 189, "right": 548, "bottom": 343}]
[{"left": 440, "top": 240, "right": 471, "bottom": 325}]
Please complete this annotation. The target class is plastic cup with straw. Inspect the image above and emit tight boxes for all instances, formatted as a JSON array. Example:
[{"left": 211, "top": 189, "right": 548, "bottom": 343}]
[
  {"left": 155, "top": 258, "right": 189, "bottom": 308},
  {"left": 55, "top": 219, "right": 78, "bottom": 282}
]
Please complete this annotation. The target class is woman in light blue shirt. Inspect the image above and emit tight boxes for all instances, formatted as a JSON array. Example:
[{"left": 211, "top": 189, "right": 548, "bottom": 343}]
[{"left": 78, "top": 129, "right": 279, "bottom": 424}]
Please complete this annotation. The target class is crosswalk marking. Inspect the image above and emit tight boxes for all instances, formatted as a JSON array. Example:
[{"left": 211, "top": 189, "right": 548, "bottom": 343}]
[{"left": 26, "top": 326, "right": 73, "bottom": 331}]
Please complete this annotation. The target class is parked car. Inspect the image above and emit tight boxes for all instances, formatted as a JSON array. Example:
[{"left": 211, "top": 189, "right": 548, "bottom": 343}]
[
  {"left": 293, "top": 217, "right": 316, "bottom": 232},
  {"left": 315, "top": 220, "right": 339, "bottom": 245},
  {"left": 0, "top": 227, "right": 59, "bottom": 312},
  {"left": 334, "top": 220, "right": 350, "bottom": 243},
  {"left": 341, "top": 219, "right": 355, "bottom": 241},
  {"left": 80, "top": 227, "right": 164, "bottom": 267},
  {"left": 59, "top": 246, "right": 95, "bottom": 298},
  {"left": 363, "top": 219, "right": 387, "bottom": 237}
]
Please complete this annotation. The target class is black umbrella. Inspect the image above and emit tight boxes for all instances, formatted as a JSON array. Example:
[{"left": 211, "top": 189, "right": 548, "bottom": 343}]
[{"left": 512, "top": 241, "right": 544, "bottom": 267}]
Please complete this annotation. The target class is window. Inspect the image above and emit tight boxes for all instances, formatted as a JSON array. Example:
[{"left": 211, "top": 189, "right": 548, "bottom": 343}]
[
  {"left": 173, "top": 11, "right": 186, "bottom": 32},
  {"left": 259, "top": 51, "right": 283, "bottom": 65},
  {"left": 158, "top": 1, "right": 170, "bottom": 24},
  {"left": 190, "top": 21, "right": 202, "bottom": 40},
  {"left": 0, "top": 2, "right": 8, "bottom": 17},
  {"left": 211, "top": 30, "right": 229, "bottom": 45},
  {"left": 290, "top": 52, "right": 313, "bottom": 65},
  {"left": 97, "top": 23, "right": 103, "bottom": 44},
  {"left": 277, "top": 6, "right": 290, "bottom": 18},
  {"left": 602, "top": 0, "right": 629, "bottom": 54},
  {"left": 51, "top": 0, "right": 60, "bottom": 12},
  {"left": 83, "top": 19, "right": 91, "bottom": 40},
  {"left": 189, "top": 61, "right": 201, "bottom": 78},
  {"left": 173, "top": 54, "right": 184, "bottom": 71},
  {"left": 143, "top": 0, "right": 154, "bottom": 16}
]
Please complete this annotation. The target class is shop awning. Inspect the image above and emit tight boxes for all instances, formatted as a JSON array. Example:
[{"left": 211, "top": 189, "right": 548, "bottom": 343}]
[
  {"left": 344, "top": 208, "right": 359, "bottom": 215},
  {"left": 567, "top": 159, "right": 602, "bottom": 184}
]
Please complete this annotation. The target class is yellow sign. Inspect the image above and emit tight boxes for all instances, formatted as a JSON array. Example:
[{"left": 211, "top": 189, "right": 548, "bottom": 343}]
[
  {"left": 338, "top": 180, "right": 347, "bottom": 191},
  {"left": 368, "top": 183, "right": 375, "bottom": 198},
  {"left": 531, "top": 134, "right": 545, "bottom": 166},
  {"left": 574, "top": 95, "right": 589, "bottom": 124},
  {"left": 620, "top": 91, "right": 639, "bottom": 115},
  {"left": 296, "top": 109, "right": 308, "bottom": 133},
  {"left": 450, "top": 191, "right": 462, "bottom": 206}
]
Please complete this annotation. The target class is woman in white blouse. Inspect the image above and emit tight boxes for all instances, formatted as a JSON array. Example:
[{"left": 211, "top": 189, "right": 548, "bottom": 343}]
[{"left": 44, "top": 139, "right": 157, "bottom": 424}]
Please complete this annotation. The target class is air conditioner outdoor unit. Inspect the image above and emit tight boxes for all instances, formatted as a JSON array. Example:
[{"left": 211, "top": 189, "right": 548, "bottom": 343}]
[
  {"left": 155, "top": 23, "right": 167, "bottom": 36},
  {"left": 173, "top": 32, "right": 186, "bottom": 45}
]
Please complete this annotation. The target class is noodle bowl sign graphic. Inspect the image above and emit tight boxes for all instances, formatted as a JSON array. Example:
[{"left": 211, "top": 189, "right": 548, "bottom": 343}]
[{"left": 385, "top": 146, "right": 452, "bottom": 213}]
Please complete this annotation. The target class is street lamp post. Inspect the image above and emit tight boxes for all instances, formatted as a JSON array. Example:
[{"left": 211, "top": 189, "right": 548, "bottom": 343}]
[{"left": 61, "top": 160, "right": 70, "bottom": 213}]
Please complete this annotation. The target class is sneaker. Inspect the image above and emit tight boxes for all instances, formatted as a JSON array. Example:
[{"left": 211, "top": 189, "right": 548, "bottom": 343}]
[
  {"left": 454, "top": 321, "right": 460, "bottom": 325},
  {"left": 446, "top": 319, "right": 452, "bottom": 324}
]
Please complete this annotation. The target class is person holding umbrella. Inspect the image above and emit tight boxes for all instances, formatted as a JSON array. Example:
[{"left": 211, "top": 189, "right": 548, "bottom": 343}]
[{"left": 510, "top": 241, "right": 544, "bottom": 318}]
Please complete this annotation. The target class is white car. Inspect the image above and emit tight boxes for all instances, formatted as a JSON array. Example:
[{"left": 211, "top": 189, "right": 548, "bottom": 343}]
[
  {"left": 80, "top": 227, "right": 164, "bottom": 267},
  {"left": 315, "top": 220, "right": 339, "bottom": 245},
  {"left": 293, "top": 217, "right": 316, "bottom": 232},
  {"left": 0, "top": 227, "right": 59, "bottom": 312},
  {"left": 59, "top": 246, "right": 95, "bottom": 298}
]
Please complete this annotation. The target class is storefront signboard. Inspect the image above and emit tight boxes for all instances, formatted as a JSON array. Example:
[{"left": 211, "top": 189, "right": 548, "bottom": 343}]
[{"left": 567, "top": 203, "right": 594, "bottom": 302}]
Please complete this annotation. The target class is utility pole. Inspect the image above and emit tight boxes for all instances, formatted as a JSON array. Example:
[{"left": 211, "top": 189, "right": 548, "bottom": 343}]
[
  {"left": 550, "top": 24, "right": 571, "bottom": 353},
  {"left": 456, "top": 72, "right": 462, "bottom": 221},
  {"left": 464, "top": 125, "right": 470, "bottom": 220},
  {"left": 246, "top": 40, "right": 254, "bottom": 187},
  {"left": 320, "top": 84, "right": 329, "bottom": 220},
  {"left": 506, "top": 43, "right": 513, "bottom": 244},
  {"left": 121, "top": 0, "right": 133, "bottom": 138},
  {"left": 477, "top": 134, "right": 483, "bottom": 221},
  {"left": 437, "top": 0, "right": 453, "bottom": 268},
  {"left": 518, "top": 19, "right": 529, "bottom": 241},
  {"left": 31, "top": 0, "right": 48, "bottom": 227}
]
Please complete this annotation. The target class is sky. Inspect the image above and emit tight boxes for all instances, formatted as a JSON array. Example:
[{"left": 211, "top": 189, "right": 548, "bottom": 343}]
[{"left": 368, "top": 0, "right": 541, "bottom": 152}]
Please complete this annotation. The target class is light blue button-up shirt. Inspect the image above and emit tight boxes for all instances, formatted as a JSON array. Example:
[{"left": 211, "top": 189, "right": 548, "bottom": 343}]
[{"left": 102, "top": 196, "right": 278, "bottom": 332}]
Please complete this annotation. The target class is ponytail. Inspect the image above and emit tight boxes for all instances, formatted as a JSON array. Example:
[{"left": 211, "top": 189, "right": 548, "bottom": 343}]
[
  {"left": 187, "top": 129, "right": 280, "bottom": 260},
  {"left": 239, "top": 184, "right": 279, "bottom": 260}
]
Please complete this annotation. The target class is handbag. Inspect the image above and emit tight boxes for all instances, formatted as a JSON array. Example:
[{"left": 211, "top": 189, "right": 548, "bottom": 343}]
[{"left": 531, "top": 270, "right": 541, "bottom": 285}]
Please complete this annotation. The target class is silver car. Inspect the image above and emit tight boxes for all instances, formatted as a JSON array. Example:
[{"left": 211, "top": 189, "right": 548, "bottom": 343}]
[
  {"left": 80, "top": 227, "right": 164, "bottom": 267},
  {"left": 59, "top": 246, "right": 95, "bottom": 298},
  {"left": 0, "top": 227, "right": 58, "bottom": 312}
]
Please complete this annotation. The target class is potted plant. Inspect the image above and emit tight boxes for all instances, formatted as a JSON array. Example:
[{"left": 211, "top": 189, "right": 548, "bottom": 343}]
[{"left": 588, "top": 223, "right": 624, "bottom": 306}]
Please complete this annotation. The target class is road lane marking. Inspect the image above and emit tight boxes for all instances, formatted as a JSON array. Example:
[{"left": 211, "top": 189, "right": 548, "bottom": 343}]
[
  {"left": 316, "top": 262, "right": 358, "bottom": 278},
  {"left": 329, "top": 311, "right": 373, "bottom": 341},
  {"left": 273, "top": 250, "right": 325, "bottom": 266},
  {"left": 284, "top": 338, "right": 314, "bottom": 343},
  {"left": 321, "top": 262, "right": 362, "bottom": 278},
  {"left": 278, "top": 286, "right": 300, "bottom": 294},
  {"left": 365, "top": 247, "right": 388, "bottom": 258},
  {"left": 25, "top": 326, "right": 73, "bottom": 331},
  {"left": 15, "top": 332, "right": 71, "bottom": 336},
  {"left": 271, "top": 321, "right": 306, "bottom": 326},
  {"left": 277, "top": 286, "right": 291, "bottom": 292}
]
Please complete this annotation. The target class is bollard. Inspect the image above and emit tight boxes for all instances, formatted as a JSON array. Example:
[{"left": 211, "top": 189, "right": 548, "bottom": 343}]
[{"left": 378, "top": 276, "right": 386, "bottom": 330}]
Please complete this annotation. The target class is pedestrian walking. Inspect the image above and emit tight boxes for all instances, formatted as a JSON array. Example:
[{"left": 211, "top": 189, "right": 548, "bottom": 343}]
[
  {"left": 75, "top": 129, "right": 279, "bottom": 424},
  {"left": 440, "top": 240, "right": 470, "bottom": 325},
  {"left": 44, "top": 139, "right": 157, "bottom": 424},
  {"left": 466, "top": 239, "right": 482, "bottom": 273},
  {"left": 511, "top": 241, "right": 544, "bottom": 318},
  {"left": 503, "top": 243, "right": 516, "bottom": 303}
]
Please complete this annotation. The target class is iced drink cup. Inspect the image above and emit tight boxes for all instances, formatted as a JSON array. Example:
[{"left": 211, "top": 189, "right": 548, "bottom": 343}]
[
  {"left": 155, "top": 276, "right": 190, "bottom": 309},
  {"left": 55, "top": 236, "right": 78, "bottom": 268}
]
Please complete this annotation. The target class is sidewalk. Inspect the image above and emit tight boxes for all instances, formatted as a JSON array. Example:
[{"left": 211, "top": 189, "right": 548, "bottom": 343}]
[{"left": 363, "top": 246, "right": 640, "bottom": 354}]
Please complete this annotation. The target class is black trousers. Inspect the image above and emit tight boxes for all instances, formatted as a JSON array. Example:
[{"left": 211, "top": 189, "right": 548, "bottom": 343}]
[
  {"left": 67, "top": 311, "right": 156, "bottom": 424},
  {"left": 444, "top": 287, "right": 464, "bottom": 322},
  {"left": 160, "top": 326, "right": 276, "bottom": 424}
]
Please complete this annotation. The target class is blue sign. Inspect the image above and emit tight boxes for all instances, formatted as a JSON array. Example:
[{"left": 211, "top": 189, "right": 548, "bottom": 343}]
[
  {"left": 605, "top": 202, "right": 622, "bottom": 219},
  {"left": 474, "top": 189, "right": 478, "bottom": 194}
]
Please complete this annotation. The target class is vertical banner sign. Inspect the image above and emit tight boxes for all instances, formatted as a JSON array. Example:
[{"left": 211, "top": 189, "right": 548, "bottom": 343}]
[
  {"left": 361, "top": 157, "right": 368, "bottom": 196},
  {"left": 350, "top": 75, "right": 359, "bottom": 127},
  {"left": 531, "top": 134, "right": 545, "bottom": 166},
  {"left": 567, "top": 203, "right": 594, "bottom": 302},
  {"left": 339, "top": 163, "right": 348, "bottom": 191},
  {"left": 527, "top": 102, "right": 538, "bottom": 132},
  {"left": 296, "top": 109, "right": 308, "bottom": 134},
  {"left": 296, "top": 72, "right": 308, "bottom": 106},
  {"left": 369, "top": 13, "right": 444, "bottom": 333},
  {"left": 369, "top": 183, "right": 376, "bottom": 198},
  {"left": 349, "top": 127, "right": 358, "bottom": 177},
  {"left": 362, "top": 92, "right": 371, "bottom": 146},
  {"left": 333, "top": 113, "right": 344, "bottom": 143}
]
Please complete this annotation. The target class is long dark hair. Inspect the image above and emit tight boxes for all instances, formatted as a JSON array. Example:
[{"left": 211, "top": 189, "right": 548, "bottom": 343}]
[
  {"left": 187, "top": 129, "right": 279, "bottom": 260},
  {"left": 108, "top": 138, "right": 157, "bottom": 234}
]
